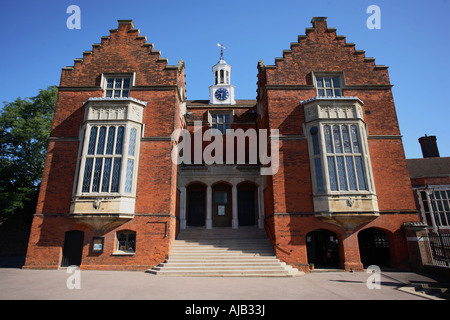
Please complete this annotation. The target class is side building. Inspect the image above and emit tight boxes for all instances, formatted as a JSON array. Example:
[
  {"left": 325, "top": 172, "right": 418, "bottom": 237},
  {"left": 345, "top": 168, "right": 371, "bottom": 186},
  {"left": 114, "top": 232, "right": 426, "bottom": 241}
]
[
  {"left": 24, "top": 20, "right": 186, "bottom": 270},
  {"left": 407, "top": 135, "right": 450, "bottom": 234},
  {"left": 256, "top": 17, "right": 419, "bottom": 271}
]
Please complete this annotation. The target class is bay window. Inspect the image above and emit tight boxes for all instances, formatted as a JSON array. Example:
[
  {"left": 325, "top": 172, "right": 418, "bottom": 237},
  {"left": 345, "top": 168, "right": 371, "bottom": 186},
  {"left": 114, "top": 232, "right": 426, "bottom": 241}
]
[
  {"left": 302, "top": 95, "right": 378, "bottom": 217},
  {"left": 70, "top": 96, "right": 146, "bottom": 220}
]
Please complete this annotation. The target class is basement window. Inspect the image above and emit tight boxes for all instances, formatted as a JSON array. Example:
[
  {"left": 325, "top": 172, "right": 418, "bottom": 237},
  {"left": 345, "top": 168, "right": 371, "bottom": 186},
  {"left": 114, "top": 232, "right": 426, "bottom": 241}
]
[{"left": 115, "top": 231, "right": 136, "bottom": 254}]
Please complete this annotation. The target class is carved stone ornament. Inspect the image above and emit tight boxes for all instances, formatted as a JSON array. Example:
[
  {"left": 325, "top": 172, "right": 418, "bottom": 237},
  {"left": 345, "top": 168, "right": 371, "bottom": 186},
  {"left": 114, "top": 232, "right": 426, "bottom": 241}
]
[
  {"left": 346, "top": 197, "right": 355, "bottom": 207},
  {"left": 93, "top": 198, "right": 102, "bottom": 210}
]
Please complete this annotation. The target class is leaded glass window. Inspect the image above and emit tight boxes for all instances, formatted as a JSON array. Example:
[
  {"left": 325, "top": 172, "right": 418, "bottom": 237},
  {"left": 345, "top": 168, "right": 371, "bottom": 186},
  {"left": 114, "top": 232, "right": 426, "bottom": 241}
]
[
  {"left": 104, "top": 77, "right": 131, "bottom": 98},
  {"left": 124, "top": 159, "right": 134, "bottom": 193},
  {"left": 323, "top": 124, "right": 367, "bottom": 191},
  {"left": 215, "top": 191, "right": 227, "bottom": 204},
  {"left": 316, "top": 76, "right": 342, "bottom": 97},
  {"left": 211, "top": 113, "right": 231, "bottom": 134},
  {"left": 310, "top": 126, "right": 324, "bottom": 192},
  {"left": 80, "top": 124, "right": 138, "bottom": 194},
  {"left": 116, "top": 231, "right": 136, "bottom": 253}
]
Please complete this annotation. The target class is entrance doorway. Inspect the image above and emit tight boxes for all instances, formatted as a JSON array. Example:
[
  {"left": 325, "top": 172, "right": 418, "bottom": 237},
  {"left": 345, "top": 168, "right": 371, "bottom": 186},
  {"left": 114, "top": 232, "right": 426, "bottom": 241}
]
[
  {"left": 212, "top": 182, "right": 232, "bottom": 227},
  {"left": 238, "top": 182, "right": 257, "bottom": 226},
  {"left": 306, "top": 229, "right": 340, "bottom": 268},
  {"left": 187, "top": 183, "right": 206, "bottom": 226},
  {"left": 61, "top": 230, "right": 84, "bottom": 267},
  {"left": 358, "top": 228, "right": 391, "bottom": 267}
]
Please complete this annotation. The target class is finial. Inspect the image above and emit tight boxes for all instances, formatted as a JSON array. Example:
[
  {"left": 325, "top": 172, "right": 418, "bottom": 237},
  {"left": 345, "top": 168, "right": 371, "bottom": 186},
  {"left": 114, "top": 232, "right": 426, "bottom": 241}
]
[{"left": 217, "top": 43, "right": 226, "bottom": 60}]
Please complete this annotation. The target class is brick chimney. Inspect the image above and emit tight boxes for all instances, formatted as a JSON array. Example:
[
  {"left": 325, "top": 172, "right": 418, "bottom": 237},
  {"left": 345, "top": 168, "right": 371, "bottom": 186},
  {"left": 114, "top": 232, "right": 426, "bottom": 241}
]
[
  {"left": 418, "top": 135, "right": 440, "bottom": 158},
  {"left": 311, "top": 17, "right": 328, "bottom": 32}
]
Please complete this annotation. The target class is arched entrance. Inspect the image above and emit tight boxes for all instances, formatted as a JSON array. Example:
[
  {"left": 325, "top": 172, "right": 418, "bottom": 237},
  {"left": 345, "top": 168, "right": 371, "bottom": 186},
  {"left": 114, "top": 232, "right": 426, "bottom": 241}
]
[
  {"left": 237, "top": 182, "right": 257, "bottom": 226},
  {"left": 358, "top": 228, "right": 391, "bottom": 267},
  {"left": 61, "top": 230, "right": 84, "bottom": 267},
  {"left": 306, "top": 229, "right": 340, "bottom": 268},
  {"left": 187, "top": 183, "right": 206, "bottom": 226}
]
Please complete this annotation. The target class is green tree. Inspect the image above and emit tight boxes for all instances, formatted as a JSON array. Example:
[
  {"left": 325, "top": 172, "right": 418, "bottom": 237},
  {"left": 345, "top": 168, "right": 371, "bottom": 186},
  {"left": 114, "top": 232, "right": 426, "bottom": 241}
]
[{"left": 0, "top": 86, "right": 57, "bottom": 221}]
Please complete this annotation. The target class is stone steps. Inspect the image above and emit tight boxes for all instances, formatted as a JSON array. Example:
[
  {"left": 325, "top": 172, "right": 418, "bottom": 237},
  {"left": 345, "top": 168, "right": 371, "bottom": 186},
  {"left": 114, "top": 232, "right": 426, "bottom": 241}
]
[{"left": 147, "top": 227, "right": 303, "bottom": 277}]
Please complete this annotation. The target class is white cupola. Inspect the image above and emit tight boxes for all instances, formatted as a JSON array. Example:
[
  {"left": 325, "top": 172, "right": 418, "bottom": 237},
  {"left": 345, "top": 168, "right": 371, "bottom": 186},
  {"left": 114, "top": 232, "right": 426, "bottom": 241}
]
[{"left": 209, "top": 44, "right": 235, "bottom": 105}]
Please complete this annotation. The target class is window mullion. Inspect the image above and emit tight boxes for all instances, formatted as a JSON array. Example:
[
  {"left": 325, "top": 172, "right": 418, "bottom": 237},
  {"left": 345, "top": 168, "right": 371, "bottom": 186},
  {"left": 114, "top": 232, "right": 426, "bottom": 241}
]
[
  {"left": 98, "top": 157, "right": 105, "bottom": 193},
  {"left": 118, "top": 125, "right": 131, "bottom": 194},
  {"left": 331, "top": 78, "right": 335, "bottom": 96},
  {"left": 342, "top": 124, "right": 350, "bottom": 190},
  {"left": 318, "top": 124, "right": 329, "bottom": 192},
  {"left": 77, "top": 126, "right": 90, "bottom": 195},
  {"left": 331, "top": 126, "right": 339, "bottom": 191}
]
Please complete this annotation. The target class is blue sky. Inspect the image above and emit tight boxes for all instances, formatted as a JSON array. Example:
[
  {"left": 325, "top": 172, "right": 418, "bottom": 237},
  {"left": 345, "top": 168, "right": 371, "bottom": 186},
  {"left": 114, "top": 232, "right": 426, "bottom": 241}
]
[{"left": 1, "top": 0, "right": 449, "bottom": 159}]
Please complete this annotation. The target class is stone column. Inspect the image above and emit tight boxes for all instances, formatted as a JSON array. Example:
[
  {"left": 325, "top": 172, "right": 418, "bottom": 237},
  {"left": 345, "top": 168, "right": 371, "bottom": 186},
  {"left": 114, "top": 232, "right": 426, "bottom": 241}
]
[
  {"left": 206, "top": 185, "right": 212, "bottom": 229},
  {"left": 232, "top": 184, "right": 238, "bottom": 229}
]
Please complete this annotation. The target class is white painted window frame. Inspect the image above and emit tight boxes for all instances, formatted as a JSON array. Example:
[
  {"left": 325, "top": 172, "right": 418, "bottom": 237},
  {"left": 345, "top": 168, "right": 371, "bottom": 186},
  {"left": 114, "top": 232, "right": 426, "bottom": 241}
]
[
  {"left": 312, "top": 72, "right": 345, "bottom": 98},
  {"left": 101, "top": 73, "right": 136, "bottom": 98}
]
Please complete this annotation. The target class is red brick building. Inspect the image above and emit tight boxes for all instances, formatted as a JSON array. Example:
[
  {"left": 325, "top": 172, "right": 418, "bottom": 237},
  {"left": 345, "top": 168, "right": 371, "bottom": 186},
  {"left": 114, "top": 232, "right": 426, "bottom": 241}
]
[
  {"left": 407, "top": 136, "right": 450, "bottom": 233},
  {"left": 24, "top": 17, "right": 421, "bottom": 272}
]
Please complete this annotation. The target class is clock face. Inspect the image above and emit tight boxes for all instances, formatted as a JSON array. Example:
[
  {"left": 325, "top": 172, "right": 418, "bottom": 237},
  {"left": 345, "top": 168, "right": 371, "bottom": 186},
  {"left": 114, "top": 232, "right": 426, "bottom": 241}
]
[{"left": 215, "top": 88, "right": 229, "bottom": 101}]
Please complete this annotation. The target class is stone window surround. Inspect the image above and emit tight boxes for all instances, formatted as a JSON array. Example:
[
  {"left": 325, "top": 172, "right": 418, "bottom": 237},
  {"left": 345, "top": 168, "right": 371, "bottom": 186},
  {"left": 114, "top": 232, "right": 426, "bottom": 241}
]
[
  {"left": 70, "top": 97, "right": 146, "bottom": 220},
  {"left": 302, "top": 96, "right": 379, "bottom": 217}
]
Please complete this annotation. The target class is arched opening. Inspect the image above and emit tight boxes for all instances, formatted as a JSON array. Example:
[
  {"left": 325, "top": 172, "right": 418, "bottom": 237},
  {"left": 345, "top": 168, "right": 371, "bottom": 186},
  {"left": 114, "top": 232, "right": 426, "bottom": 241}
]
[
  {"left": 220, "top": 69, "right": 224, "bottom": 84},
  {"left": 358, "top": 228, "right": 391, "bottom": 267},
  {"left": 306, "top": 229, "right": 340, "bottom": 268},
  {"left": 186, "top": 182, "right": 207, "bottom": 226},
  {"left": 61, "top": 230, "right": 84, "bottom": 267},
  {"left": 212, "top": 182, "right": 232, "bottom": 227},
  {"left": 237, "top": 182, "right": 258, "bottom": 226}
]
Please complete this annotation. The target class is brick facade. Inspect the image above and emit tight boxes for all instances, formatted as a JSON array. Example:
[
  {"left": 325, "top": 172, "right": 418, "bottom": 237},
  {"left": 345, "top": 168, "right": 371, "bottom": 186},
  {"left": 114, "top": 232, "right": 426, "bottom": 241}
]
[{"left": 24, "top": 18, "right": 421, "bottom": 272}]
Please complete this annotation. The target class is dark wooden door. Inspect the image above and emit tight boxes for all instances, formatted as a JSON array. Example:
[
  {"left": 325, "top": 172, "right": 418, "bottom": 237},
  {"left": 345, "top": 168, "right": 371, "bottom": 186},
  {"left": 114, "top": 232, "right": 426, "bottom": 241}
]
[
  {"left": 238, "top": 190, "right": 256, "bottom": 226},
  {"left": 213, "top": 186, "right": 232, "bottom": 227},
  {"left": 61, "top": 230, "right": 84, "bottom": 267},
  {"left": 306, "top": 229, "right": 340, "bottom": 268},
  {"left": 187, "top": 191, "right": 205, "bottom": 226}
]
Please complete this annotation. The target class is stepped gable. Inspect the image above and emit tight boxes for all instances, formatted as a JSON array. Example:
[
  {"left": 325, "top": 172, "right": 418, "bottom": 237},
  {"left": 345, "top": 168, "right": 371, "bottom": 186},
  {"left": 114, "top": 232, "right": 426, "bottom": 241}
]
[
  {"left": 60, "top": 20, "right": 184, "bottom": 87},
  {"left": 258, "top": 17, "right": 390, "bottom": 86}
]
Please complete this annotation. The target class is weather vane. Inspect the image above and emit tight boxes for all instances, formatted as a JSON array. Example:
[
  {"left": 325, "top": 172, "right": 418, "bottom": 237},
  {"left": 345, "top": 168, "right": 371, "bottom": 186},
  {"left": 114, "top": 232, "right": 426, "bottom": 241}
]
[{"left": 217, "top": 43, "right": 226, "bottom": 60}]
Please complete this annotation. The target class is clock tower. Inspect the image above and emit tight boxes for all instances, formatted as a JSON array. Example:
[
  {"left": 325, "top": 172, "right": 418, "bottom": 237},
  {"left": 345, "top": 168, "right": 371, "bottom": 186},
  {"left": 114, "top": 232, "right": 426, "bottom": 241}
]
[{"left": 209, "top": 44, "right": 235, "bottom": 105}]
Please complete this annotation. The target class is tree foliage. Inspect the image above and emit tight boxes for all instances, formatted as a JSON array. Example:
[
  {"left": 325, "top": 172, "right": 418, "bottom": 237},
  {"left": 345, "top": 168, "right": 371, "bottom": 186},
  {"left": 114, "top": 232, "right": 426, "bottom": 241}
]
[{"left": 0, "top": 86, "right": 57, "bottom": 220}]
